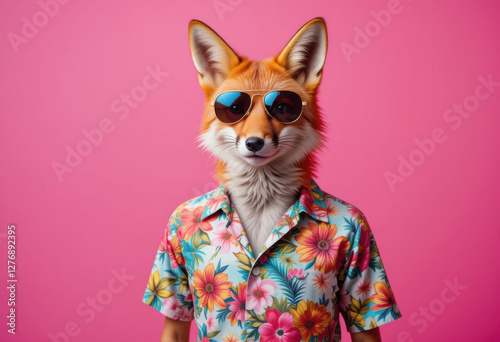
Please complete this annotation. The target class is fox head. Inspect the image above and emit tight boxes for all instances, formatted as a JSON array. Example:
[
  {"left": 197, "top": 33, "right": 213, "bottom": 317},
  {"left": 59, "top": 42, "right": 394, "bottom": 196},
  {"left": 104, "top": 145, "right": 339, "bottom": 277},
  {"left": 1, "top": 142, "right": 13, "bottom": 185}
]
[{"left": 188, "top": 18, "right": 328, "bottom": 186}]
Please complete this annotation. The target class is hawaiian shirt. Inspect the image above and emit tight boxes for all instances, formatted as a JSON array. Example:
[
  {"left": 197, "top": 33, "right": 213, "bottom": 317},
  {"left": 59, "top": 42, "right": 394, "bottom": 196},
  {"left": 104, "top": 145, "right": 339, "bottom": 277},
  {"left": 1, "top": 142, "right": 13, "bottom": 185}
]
[{"left": 143, "top": 179, "right": 402, "bottom": 342}]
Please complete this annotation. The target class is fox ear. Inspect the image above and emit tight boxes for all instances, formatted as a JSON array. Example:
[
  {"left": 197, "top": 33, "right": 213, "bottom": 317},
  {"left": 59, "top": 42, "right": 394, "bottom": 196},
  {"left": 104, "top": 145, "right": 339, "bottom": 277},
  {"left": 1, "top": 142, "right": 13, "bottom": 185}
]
[
  {"left": 276, "top": 18, "right": 328, "bottom": 90},
  {"left": 189, "top": 20, "right": 240, "bottom": 89}
]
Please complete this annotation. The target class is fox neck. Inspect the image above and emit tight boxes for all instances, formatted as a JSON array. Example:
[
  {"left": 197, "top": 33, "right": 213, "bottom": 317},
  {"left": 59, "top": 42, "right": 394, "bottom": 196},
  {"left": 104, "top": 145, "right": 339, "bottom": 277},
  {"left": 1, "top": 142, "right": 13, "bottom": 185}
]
[{"left": 215, "top": 157, "right": 315, "bottom": 255}]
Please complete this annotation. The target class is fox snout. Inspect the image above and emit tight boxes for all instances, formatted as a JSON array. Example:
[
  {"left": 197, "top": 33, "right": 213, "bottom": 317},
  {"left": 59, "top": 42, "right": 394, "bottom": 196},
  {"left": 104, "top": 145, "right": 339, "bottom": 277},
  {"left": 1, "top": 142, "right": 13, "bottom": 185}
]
[
  {"left": 238, "top": 135, "right": 275, "bottom": 167},
  {"left": 245, "top": 138, "right": 264, "bottom": 152}
]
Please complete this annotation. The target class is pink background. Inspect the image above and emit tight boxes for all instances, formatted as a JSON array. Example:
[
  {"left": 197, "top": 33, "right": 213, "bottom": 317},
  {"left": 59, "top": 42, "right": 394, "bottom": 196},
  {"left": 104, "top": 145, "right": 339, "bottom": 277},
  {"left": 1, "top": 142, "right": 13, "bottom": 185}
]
[{"left": 1, "top": 0, "right": 499, "bottom": 341}]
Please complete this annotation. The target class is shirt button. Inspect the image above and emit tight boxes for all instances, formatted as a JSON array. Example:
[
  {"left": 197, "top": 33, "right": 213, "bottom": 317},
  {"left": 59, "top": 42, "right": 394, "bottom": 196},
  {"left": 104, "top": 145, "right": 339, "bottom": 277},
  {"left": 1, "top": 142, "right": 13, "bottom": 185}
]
[{"left": 252, "top": 267, "right": 261, "bottom": 276}]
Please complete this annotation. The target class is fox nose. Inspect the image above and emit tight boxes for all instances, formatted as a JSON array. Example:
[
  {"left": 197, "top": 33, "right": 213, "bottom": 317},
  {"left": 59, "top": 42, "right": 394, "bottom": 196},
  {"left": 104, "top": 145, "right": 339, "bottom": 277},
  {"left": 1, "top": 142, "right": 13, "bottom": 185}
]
[{"left": 245, "top": 137, "right": 264, "bottom": 152}]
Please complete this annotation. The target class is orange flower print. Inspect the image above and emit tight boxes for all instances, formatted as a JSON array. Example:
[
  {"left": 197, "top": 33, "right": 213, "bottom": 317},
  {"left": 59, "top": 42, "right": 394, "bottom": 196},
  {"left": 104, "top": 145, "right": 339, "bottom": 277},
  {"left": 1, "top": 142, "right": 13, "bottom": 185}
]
[
  {"left": 312, "top": 202, "right": 328, "bottom": 219},
  {"left": 314, "top": 201, "right": 339, "bottom": 219},
  {"left": 222, "top": 332, "right": 239, "bottom": 342},
  {"left": 325, "top": 201, "right": 339, "bottom": 217},
  {"left": 164, "top": 234, "right": 184, "bottom": 268},
  {"left": 193, "top": 263, "right": 232, "bottom": 312},
  {"left": 170, "top": 235, "right": 185, "bottom": 267},
  {"left": 179, "top": 206, "right": 215, "bottom": 240},
  {"left": 296, "top": 222, "right": 350, "bottom": 274},
  {"left": 312, "top": 273, "right": 330, "bottom": 291},
  {"left": 355, "top": 279, "right": 372, "bottom": 296},
  {"left": 159, "top": 229, "right": 185, "bottom": 268},
  {"left": 290, "top": 300, "right": 331, "bottom": 341},
  {"left": 276, "top": 215, "right": 294, "bottom": 234},
  {"left": 370, "top": 281, "right": 396, "bottom": 311}
]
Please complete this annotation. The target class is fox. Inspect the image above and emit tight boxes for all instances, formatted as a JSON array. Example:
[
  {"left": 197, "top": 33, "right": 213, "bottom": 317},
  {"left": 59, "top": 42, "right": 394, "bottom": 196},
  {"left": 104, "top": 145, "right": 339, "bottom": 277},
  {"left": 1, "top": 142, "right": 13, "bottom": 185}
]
[
  {"left": 152, "top": 17, "right": 398, "bottom": 342},
  {"left": 192, "top": 18, "right": 326, "bottom": 257}
]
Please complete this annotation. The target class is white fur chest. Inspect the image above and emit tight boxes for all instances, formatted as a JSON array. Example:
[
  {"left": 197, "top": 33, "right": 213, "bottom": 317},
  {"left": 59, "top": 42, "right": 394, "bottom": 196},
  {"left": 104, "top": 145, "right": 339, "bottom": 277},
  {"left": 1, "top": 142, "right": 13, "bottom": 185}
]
[
  {"left": 232, "top": 195, "right": 294, "bottom": 255},
  {"left": 225, "top": 163, "right": 301, "bottom": 255}
]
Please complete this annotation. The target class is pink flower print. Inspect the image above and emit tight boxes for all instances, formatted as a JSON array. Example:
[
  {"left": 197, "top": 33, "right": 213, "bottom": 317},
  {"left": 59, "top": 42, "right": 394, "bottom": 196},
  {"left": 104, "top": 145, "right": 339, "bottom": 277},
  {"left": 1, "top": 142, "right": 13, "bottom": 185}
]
[
  {"left": 163, "top": 296, "right": 181, "bottom": 312},
  {"left": 258, "top": 308, "right": 301, "bottom": 342},
  {"left": 163, "top": 296, "right": 182, "bottom": 319},
  {"left": 287, "top": 268, "right": 307, "bottom": 279},
  {"left": 246, "top": 277, "right": 276, "bottom": 315},
  {"left": 228, "top": 217, "right": 244, "bottom": 239},
  {"left": 212, "top": 222, "right": 239, "bottom": 253},
  {"left": 206, "top": 314, "right": 216, "bottom": 331},
  {"left": 228, "top": 282, "right": 247, "bottom": 326},
  {"left": 350, "top": 227, "right": 371, "bottom": 272},
  {"left": 178, "top": 308, "right": 193, "bottom": 321}
]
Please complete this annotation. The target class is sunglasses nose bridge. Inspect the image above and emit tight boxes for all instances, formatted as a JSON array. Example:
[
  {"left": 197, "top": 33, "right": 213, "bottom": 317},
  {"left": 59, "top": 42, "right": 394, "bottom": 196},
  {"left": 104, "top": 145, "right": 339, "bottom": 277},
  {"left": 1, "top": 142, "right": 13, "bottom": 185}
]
[
  {"left": 249, "top": 93, "right": 263, "bottom": 103},
  {"left": 248, "top": 93, "right": 273, "bottom": 119}
]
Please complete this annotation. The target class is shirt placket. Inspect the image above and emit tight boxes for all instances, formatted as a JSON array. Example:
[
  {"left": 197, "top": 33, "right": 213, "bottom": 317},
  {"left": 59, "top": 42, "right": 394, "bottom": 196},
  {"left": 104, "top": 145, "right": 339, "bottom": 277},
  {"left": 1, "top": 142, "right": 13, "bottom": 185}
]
[
  {"left": 240, "top": 204, "right": 306, "bottom": 341},
  {"left": 222, "top": 207, "right": 260, "bottom": 340},
  {"left": 227, "top": 207, "right": 256, "bottom": 260}
]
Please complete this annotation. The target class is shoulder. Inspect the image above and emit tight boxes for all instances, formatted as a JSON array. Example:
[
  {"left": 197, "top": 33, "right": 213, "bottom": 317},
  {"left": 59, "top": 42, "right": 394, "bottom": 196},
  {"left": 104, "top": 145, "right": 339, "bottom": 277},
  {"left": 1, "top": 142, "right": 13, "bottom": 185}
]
[
  {"left": 173, "top": 188, "right": 218, "bottom": 213},
  {"left": 322, "top": 190, "right": 366, "bottom": 219},
  {"left": 319, "top": 188, "right": 370, "bottom": 237},
  {"left": 166, "top": 187, "right": 219, "bottom": 230}
]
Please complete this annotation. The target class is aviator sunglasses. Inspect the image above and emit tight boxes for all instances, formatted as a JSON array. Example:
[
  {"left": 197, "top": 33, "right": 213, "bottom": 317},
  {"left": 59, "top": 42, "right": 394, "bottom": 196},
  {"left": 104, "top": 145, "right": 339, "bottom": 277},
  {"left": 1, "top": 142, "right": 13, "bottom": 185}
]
[{"left": 211, "top": 90, "right": 306, "bottom": 125}]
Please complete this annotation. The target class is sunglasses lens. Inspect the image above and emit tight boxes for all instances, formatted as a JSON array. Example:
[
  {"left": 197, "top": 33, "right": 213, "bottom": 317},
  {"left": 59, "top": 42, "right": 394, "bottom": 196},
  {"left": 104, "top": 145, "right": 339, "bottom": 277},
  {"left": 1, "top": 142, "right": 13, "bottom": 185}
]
[
  {"left": 264, "top": 91, "right": 303, "bottom": 123},
  {"left": 214, "top": 92, "right": 251, "bottom": 124}
]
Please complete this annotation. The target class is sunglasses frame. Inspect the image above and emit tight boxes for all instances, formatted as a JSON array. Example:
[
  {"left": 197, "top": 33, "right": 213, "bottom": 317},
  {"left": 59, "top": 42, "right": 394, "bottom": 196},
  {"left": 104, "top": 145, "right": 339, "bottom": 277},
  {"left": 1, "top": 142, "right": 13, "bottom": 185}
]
[{"left": 210, "top": 89, "right": 307, "bottom": 125}]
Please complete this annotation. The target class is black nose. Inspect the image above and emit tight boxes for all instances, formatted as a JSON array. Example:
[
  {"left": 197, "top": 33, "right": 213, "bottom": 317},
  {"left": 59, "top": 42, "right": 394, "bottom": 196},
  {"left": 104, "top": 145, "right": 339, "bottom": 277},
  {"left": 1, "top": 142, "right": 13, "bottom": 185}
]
[{"left": 245, "top": 137, "right": 264, "bottom": 152}]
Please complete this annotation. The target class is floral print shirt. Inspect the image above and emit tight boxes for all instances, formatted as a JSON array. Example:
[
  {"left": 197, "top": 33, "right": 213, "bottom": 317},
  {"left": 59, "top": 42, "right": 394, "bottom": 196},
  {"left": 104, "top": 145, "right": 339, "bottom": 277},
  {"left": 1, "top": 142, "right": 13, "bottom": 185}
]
[{"left": 143, "top": 179, "right": 402, "bottom": 341}]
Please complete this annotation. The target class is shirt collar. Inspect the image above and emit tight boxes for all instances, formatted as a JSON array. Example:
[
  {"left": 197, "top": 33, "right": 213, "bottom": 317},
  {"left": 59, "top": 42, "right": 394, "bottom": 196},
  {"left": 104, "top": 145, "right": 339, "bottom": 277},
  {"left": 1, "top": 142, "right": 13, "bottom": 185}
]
[
  {"left": 297, "top": 178, "right": 329, "bottom": 223},
  {"left": 200, "top": 178, "right": 329, "bottom": 223},
  {"left": 200, "top": 183, "right": 232, "bottom": 220}
]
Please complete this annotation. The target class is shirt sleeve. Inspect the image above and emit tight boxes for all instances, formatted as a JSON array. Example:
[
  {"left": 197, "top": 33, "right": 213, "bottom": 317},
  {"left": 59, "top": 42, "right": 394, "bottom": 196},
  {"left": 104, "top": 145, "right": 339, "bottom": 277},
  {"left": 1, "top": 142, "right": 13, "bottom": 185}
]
[
  {"left": 338, "top": 211, "right": 402, "bottom": 333},
  {"left": 142, "top": 211, "right": 194, "bottom": 321}
]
